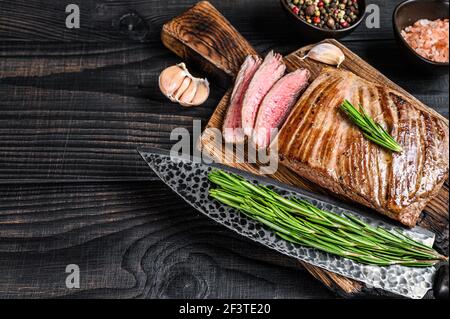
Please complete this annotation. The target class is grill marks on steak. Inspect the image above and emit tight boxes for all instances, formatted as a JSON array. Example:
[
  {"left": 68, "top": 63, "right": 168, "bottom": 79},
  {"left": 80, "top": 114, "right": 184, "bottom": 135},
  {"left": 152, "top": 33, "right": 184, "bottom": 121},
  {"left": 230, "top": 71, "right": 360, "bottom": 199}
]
[
  {"left": 241, "top": 51, "right": 286, "bottom": 137},
  {"left": 277, "top": 68, "right": 449, "bottom": 227},
  {"left": 252, "top": 68, "right": 310, "bottom": 149},
  {"left": 388, "top": 95, "right": 448, "bottom": 225},
  {"left": 223, "top": 55, "right": 262, "bottom": 144}
]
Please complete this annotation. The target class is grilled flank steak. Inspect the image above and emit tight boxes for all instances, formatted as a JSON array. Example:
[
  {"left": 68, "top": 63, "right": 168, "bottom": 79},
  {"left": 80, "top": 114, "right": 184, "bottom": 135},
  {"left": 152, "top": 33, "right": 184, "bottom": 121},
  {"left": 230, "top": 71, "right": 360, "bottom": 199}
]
[{"left": 276, "top": 68, "right": 449, "bottom": 227}]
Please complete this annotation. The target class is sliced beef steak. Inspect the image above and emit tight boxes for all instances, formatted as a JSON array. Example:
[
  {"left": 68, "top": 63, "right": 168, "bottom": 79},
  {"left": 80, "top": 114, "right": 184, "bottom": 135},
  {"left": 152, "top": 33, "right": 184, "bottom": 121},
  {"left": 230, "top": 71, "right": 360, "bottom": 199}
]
[
  {"left": 223, "top": 55, "right": 262, "bottom": 144},
  {"left": 252, "top": 68, "right": 310, "bottom": 149},
  {"left": 241, "top": 51, "right": 286, "bottom": 137},
  {"left": 277, "top": 68, "right": 449, "bottom": 227}
]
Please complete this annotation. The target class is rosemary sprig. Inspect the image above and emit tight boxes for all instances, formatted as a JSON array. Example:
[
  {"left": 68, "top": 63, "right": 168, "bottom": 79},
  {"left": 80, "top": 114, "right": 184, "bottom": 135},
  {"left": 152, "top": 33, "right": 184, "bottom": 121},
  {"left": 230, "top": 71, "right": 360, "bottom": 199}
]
[
  {"left": 340, "top": 99, "right": 403, "bottom": 153},
  {"left": 208, "top": 170, "right": 446, "bottom": 267}
]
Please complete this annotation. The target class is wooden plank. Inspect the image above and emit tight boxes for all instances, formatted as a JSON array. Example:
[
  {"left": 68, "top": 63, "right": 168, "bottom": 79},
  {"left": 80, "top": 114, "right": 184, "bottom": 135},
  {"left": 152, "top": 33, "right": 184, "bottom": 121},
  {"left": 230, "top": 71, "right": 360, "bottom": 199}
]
[
  {"left": 0, "top": 181, "right": 334, "bottom": 299},
  {"left": 0, "top": 0, "right": 406, "bottom": 42},
  {"left": 0, "top": 42, "right": 156, "bottom": 78},
  {"left": 0, "top": 40, "right": 226, "bottom": 182}
]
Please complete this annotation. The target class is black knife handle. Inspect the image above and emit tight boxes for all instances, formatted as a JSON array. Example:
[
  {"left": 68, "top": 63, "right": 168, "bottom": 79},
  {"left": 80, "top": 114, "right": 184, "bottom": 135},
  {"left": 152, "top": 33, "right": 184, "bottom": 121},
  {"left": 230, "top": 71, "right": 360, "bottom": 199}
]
[{"left": 434, "top": 262, "right": 449, "bottom": 299}]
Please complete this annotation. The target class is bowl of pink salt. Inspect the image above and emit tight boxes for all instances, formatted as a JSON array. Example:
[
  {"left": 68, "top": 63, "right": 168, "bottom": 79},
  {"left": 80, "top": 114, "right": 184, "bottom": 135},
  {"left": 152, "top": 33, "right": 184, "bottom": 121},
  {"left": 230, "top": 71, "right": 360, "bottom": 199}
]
[{"left": 394, "top": 0, "right": 449, "bottom": 73}]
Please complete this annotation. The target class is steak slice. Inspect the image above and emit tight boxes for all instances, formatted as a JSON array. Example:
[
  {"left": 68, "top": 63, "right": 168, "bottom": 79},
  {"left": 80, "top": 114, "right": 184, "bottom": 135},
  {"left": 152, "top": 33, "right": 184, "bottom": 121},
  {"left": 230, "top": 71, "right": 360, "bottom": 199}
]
[
  {"left": 241, "top": 51, "right": 286, "bottom": 137},
  {"left": 252, "top": 68, "right": 310, "bottom": 149},
  {"left": 276, "top": 68, "right": 449, "bottom": 227},
  {"left": 223, "top": 55, "right": 262, "bottom": 144}
]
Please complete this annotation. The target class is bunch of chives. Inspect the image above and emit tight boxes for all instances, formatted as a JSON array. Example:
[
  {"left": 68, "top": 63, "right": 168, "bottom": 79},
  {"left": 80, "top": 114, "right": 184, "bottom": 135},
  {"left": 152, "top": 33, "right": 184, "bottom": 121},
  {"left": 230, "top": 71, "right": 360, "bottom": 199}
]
[{"left": 208, "top": 170, "right": 445, "bottom": 267}]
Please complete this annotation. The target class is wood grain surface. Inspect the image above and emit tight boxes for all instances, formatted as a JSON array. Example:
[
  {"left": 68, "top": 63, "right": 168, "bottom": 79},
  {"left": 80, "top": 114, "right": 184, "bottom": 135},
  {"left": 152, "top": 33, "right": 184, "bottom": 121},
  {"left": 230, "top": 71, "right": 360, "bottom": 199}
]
[
  {"left": 0, "top": 181, "right": 333, "bottom": 298},
  {"left": 0, "top": 0, "right": 448, "bottom": 299}
]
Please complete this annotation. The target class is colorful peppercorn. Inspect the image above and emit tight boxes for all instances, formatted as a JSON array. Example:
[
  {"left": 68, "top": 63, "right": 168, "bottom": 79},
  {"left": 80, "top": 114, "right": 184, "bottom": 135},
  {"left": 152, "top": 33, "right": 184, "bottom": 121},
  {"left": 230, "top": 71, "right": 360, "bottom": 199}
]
[
  {"left": 327, "top": 17, "right": 335, "bottom": 28},
  {"left": 305, "top": 4, "right": 315, "bottom": 16},
  {"left": 288, "top": 0, "right": 360, "bottom": 30}
]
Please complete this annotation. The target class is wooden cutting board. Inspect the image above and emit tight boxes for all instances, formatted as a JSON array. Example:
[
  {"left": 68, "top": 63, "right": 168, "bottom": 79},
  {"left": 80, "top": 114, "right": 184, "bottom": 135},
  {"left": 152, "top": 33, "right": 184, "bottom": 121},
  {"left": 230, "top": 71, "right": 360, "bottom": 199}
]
[{"left": 162, "top": 1, "right": 449, "bottom": 297}]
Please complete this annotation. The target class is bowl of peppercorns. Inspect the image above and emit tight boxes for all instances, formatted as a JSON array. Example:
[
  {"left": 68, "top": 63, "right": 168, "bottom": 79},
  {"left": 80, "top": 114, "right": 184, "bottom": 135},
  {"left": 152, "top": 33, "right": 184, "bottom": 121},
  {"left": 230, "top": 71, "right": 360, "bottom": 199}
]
[{"left": 280, "top": 0, "right": 366, "bottom": 41}]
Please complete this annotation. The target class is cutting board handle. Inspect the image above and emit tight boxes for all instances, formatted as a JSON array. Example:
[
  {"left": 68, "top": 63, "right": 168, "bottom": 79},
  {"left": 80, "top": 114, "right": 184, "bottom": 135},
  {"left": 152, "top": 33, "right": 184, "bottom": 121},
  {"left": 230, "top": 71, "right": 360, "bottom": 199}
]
[{"left": 161, "top": 1, "right": 258, "bottom": 87}]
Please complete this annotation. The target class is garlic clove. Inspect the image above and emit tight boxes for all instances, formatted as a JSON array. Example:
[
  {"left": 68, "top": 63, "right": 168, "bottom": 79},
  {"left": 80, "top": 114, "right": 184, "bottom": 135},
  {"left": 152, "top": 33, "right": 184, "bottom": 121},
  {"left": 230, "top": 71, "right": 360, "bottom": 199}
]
[
  {"left": 173, "top": 76, "right": 191, "bottom": 101},
  {"left": 179, "top": 78, "right": 198, "bottom": 105},
  {"left": 185, "top": 79, "right": 209, "bottom": 107},
  {"left": 159, "top": 63, "right": 187, "bottom": 98},
  {"left": 302, "top": 43, "right": 345, "bottom": 67}
]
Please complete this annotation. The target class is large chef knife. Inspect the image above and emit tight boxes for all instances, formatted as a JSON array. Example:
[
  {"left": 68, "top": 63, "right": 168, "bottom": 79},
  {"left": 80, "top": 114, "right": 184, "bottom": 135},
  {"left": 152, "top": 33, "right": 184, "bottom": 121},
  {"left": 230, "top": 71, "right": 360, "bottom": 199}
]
[{"left": 139, "top": 147, "right": 438, "bottom": 299}]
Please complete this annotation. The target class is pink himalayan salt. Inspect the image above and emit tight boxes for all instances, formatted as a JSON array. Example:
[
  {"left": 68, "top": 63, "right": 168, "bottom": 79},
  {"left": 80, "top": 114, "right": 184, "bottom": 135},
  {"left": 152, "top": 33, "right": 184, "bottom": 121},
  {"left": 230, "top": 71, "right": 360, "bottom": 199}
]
[{"left": 401, "top": 19, "right": 449, "bottom": 63}]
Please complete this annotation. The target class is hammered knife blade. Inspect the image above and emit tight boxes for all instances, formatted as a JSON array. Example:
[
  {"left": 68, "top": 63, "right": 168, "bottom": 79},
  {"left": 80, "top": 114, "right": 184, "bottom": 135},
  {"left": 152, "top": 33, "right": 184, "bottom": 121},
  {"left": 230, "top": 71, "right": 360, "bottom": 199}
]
[{"left": 139, "top": 147, "right": 437, "bottom": 299}]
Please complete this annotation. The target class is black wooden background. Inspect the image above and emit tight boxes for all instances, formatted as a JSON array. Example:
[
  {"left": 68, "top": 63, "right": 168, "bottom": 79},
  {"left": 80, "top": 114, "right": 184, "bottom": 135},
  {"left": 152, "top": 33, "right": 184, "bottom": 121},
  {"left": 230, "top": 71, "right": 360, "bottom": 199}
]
[{"left": 0, "top": 0, "right": 448, "bottom": 298}]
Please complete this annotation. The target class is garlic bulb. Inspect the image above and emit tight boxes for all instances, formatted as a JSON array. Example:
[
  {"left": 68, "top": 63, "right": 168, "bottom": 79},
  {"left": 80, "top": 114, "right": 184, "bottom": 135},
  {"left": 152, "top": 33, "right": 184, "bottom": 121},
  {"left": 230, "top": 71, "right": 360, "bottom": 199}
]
[
  {"left": 159, "top": 63, "right": 210, "bottom": 107},
  {"left": 159, "top": 64, "right": 187, "bottom": 99},
  {"left": 301, "top": 43, "right": 345, "bottom": 67}
]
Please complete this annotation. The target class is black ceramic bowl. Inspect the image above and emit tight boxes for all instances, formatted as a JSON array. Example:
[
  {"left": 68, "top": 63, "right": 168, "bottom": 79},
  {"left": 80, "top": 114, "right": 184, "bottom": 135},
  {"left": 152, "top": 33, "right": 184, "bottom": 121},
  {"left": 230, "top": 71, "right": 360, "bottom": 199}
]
[
  {"left": 280, "top": 0, "right": 366, "bottom": 41},
  {"left": 393, "top": 0, "right": 449, "bottom": 73}
]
